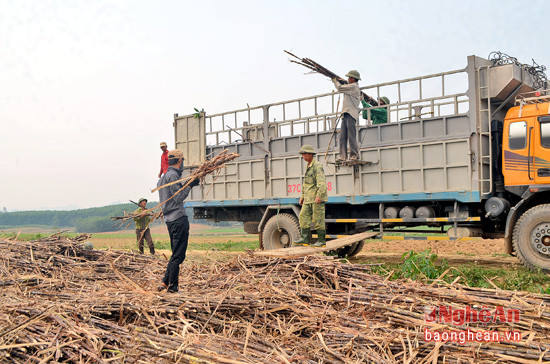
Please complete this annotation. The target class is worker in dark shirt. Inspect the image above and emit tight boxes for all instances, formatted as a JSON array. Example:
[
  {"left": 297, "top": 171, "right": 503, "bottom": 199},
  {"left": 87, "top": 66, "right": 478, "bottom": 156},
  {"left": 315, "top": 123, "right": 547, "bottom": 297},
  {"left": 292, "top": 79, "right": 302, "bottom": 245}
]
[{"left": 157, "top": 149, "right": 199, "bottom": 293}]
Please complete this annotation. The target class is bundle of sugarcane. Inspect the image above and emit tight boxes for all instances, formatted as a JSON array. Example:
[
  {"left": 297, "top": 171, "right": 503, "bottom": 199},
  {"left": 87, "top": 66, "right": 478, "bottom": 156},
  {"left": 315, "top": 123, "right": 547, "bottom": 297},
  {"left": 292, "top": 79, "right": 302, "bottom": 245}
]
[
  {"left": 110, "top": 210, "right": 163, "bottom": 230},
  {"left": 285, "top": 50, "right": 379, "bottom": 106},
  {"left": 109, "top": 150, "right": 239, "bottom": 231},
  {"left": 151, "top": 149, "right": 240, "bottom": 200}
]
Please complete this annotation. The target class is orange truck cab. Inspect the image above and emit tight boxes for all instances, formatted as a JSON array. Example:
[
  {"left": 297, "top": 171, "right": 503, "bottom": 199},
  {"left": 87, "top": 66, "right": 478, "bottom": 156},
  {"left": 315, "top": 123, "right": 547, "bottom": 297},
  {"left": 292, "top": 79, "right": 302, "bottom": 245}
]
[{"left": 502, "top": 91, "right": 550, "bottom": 270}]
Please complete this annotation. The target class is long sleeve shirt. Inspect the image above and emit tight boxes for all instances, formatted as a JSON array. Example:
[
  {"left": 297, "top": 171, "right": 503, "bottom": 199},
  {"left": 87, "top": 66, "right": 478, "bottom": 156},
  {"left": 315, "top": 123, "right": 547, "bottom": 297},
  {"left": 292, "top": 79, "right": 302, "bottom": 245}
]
[
  {"left": 157, "top": 166, "right": 190, "bottom": 222},
  {"left": 133, "top": 207, "right": 152, "bottom": 230},
  {"left": 301, "top": 159, "right": 328, "bottom": 204},
  {"left": 332, "top": 79, "right": 361, "bottom": 122},
  {"left": 361, "top": 100, "right": 388, "bottom": 124}
]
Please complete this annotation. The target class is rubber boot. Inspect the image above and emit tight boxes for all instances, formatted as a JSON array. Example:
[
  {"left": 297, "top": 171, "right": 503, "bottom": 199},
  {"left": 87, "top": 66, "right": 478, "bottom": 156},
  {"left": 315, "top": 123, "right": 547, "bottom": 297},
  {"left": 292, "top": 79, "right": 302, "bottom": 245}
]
[
  {"left": 293, "top": 228, "right": 310, "bottom": 246},
  {"left": 310, "top": 230, "right": 326, "bottom": 248}
]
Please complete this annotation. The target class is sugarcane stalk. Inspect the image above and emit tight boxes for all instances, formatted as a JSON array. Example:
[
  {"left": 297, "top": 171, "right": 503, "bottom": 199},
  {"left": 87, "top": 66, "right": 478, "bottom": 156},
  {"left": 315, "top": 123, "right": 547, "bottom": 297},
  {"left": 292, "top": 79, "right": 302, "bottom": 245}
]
[{"left": 285, "top": 50, "right": 379, "bottom": 106}]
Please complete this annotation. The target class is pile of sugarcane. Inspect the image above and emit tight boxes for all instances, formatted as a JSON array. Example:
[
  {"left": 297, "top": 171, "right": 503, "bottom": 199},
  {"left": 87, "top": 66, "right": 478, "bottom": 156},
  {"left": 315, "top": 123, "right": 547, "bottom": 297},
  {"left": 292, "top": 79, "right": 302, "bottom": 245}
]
[
  {"left": 285, "top": 50, "right": 379, "bottom": 106},
  {"left": 29, "top": 231, "right": 90, "bottom": 243},
  {"left": 1, "top": 236, "right": 550, "bottom": 363}
]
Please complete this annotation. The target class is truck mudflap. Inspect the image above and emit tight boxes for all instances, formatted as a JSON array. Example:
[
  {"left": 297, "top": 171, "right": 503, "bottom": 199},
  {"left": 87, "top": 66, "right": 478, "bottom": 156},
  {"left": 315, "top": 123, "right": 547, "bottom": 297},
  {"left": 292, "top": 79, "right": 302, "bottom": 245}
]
[{"left": 254, "top": 231, "right": 378, "bottom": 258}]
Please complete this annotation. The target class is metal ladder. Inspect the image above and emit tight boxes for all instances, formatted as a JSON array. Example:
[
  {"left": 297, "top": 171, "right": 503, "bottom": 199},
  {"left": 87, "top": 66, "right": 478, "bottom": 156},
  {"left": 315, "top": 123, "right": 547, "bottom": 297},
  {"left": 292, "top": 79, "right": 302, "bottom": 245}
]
[{"left": 476, "top": 65, "right": 493, "bottom": 196}]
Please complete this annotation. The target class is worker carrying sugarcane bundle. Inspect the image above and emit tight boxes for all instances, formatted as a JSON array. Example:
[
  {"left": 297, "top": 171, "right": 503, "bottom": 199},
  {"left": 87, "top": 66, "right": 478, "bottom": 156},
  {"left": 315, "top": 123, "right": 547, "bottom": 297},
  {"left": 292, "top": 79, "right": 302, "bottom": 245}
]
[
  {"left": 362, "top": 96, "right": 390, "bottom": 125},
  {"left": 284, "top": 51, "right": 384, "bottom": 161},
  {"left": 157, "top": 149, "right": 200, "bottom": 293},
  {"left": 133, "top": 198, "right": 155, "bottom": 255},
  {"left": 332, "top": 70, "right": 362, "bottom": 161},
  {"left": 293, "top": 145, "right": 328, "bottom": 248}
]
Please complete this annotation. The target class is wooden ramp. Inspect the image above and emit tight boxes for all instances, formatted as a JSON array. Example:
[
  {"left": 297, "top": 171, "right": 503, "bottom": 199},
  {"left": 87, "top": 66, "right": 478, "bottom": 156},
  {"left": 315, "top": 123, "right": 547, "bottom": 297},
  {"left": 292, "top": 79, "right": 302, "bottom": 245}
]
[{"left": 254, "top": 231, "right": 379, "bottom": 258}]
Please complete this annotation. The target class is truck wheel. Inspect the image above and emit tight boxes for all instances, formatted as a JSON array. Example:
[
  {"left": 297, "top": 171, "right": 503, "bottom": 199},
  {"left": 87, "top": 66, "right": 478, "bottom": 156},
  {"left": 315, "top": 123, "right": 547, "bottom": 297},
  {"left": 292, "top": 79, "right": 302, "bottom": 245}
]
[
  {"left": 512, "top": 204, "right": 550, "bottom": 272},
  {"left": 261, "top": 213, "right": 299, "bottom": 250},
  {"left": 329, "top": 241, "right": 365, "bottom": 258},
  {"left": 347, "top": 240, "right": 365, "bottom": 257}
]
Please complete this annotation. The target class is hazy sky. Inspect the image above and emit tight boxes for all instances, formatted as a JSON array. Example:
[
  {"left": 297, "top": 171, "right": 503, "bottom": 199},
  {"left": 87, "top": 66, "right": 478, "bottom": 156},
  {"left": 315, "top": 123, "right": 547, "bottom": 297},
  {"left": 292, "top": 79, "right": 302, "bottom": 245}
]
[{"left": 1, "top": 0, "right": 548, "bottom": 211}]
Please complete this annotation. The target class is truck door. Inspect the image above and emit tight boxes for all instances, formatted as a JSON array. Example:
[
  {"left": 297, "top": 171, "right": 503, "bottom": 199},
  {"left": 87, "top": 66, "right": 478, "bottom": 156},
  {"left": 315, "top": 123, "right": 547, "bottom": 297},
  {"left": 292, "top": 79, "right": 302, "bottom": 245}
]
[
  {"left": 503, "top": 118, "right": 534, "bottom": 186},
  {"left": 534, "top": 115, "right": 550, "bottom": 184}
]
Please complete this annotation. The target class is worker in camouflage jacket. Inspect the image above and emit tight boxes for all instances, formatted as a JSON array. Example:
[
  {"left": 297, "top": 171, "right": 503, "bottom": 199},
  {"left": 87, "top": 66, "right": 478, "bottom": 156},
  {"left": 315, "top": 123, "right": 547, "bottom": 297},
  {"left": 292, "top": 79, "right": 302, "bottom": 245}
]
[
  {"left": 293, "top": 145, "right": 328, "bottom": 247},
  {"left": 133, "top": 198, "right": 155, "bottom": 255}
]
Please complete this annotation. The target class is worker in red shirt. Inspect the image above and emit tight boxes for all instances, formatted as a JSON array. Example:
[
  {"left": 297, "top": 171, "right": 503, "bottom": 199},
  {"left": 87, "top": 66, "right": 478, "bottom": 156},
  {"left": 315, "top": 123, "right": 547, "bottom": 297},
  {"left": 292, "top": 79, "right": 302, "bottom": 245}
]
[{"left": 158, "top": 142, "right": 169, "bottom": 178}]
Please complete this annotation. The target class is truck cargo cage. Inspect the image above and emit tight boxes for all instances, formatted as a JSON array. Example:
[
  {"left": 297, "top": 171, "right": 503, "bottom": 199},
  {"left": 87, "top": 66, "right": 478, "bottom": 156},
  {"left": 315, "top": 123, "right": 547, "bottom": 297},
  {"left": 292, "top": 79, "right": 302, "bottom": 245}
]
[{"left": 175, "top": 55, "right": 542, "bottom": 256}]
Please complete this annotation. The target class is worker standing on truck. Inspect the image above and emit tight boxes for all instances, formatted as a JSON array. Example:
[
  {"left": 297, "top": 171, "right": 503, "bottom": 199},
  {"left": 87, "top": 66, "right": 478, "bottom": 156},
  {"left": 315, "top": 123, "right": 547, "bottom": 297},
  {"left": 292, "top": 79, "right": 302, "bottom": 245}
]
[
  {"left": 158, "top": 142, "right": 169, "bottom": 178},
  {"left": 332, "top": 70, "right": 362, "bottom": 161},
  {"left": 362, "top": 96, "right": 389, "bottom": 125},
  {"left": 157, "top": 149, "right": 200, "bottom": 293},
  {"left": 133, "top": 198, "right": 155, "bottom": 255},
  {"left": 293, "top": 145, "right": 328, "bottom": 247}
]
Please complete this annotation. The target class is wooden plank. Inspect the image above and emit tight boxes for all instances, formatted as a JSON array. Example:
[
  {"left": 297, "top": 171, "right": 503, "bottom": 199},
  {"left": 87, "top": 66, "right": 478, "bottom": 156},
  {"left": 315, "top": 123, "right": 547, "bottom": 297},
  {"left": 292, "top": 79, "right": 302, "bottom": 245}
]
[{"left": 254, "top": 232, "right": 379, "bottom": 257}]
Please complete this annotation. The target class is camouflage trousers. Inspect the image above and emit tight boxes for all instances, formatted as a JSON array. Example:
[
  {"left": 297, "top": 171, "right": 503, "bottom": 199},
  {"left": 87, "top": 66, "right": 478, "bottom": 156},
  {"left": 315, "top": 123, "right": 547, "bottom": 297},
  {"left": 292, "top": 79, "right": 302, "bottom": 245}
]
[{"left": 299, "top": 202, "right": 326, "bottom": 230}]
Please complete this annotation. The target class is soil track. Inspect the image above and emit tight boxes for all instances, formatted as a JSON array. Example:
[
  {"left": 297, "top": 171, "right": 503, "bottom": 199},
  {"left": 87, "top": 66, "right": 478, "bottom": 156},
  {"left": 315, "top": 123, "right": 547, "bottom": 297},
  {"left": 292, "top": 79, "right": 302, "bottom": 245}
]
[
  {"left": 352, "top": 238, "right": 521, "bottom": 268},
  {"left": 360, "top": 238, "right": 506, "bottom": 256}
]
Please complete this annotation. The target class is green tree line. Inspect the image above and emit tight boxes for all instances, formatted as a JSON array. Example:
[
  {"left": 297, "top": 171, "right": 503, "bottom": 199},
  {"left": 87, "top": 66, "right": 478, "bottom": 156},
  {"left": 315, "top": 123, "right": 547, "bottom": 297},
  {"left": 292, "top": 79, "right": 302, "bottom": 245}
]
[
  {"left": 0, "top": 203, "right": 225, "bottom": 233},
  {"left": 0, "top": 203, "right": 139, "bottom": 233}
]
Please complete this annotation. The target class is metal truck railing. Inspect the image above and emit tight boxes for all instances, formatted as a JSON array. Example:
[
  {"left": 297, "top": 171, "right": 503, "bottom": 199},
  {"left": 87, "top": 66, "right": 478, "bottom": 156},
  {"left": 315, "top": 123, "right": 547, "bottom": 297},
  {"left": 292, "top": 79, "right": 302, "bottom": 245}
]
[{"left": 203, "top": 67, "right": 470, "bottom": 148}]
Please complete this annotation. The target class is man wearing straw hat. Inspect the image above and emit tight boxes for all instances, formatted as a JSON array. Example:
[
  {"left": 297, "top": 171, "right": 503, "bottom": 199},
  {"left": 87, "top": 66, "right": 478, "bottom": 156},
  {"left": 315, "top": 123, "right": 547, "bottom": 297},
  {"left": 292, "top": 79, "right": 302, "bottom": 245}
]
[
  {"left": 157, "top": 149, "right": 200, "bottom": 293},
  {"left": 332, "top": 70, "right": 362, "bottom": 161},
  {"left": 158, "top": 142, "right": 169, "bottom": 178},
  {"left": 293, "top": 145, "right": 328, "bottom": 248},
  {"left": 133, "top": 198, "right": 155, "bottom": 255}
]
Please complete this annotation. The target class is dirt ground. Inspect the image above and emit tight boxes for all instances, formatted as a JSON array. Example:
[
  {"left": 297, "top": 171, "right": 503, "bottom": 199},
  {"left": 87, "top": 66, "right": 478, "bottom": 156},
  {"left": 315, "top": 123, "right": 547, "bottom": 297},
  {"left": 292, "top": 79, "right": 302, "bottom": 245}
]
[
  {"left": 359, "top": 238, "right": 506, "bottom": 256},
  {"left": 349, "top": 238, "right": 522, "bottom": 267}
]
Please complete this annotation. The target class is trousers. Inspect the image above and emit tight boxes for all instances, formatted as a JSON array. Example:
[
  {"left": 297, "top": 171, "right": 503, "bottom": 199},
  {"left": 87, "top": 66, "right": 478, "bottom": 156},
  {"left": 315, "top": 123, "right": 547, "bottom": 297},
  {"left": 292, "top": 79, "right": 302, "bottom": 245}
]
[
  {"left": 299, "top": 202, "right": 326, "bottom": 230},
  {"left": 339, "top": 113, "right": 359, "bottom": 159},
  {"left": 163, "top": 216, "right": 189, "bottom": 292},
  {"left": 135, "top": 228, "right": 155, "bottom": 254}
]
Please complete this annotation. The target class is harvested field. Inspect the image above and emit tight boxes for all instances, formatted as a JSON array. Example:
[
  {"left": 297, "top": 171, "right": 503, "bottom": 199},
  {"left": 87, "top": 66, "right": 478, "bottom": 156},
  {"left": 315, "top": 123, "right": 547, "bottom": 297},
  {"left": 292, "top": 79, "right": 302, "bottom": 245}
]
[{"left": 1, "top": 236, "right": 549, "bottom": 363}]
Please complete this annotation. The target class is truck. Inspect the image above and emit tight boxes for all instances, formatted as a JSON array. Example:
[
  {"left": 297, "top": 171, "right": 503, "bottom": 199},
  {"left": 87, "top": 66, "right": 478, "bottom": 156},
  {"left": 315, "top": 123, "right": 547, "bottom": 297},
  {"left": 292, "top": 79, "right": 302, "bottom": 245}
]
[{"left": 173, "top": 54, "right": 550, "bottom": 272}]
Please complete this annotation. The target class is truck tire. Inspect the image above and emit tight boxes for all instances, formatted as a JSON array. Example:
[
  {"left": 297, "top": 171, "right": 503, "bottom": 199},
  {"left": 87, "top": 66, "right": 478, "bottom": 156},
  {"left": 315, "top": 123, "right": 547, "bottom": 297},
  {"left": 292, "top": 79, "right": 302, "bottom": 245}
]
[
  {"left": 261, "top": 213, "right": 299, "bottom": 250},
  {"left": 347, "top": 240, "right": 365, "bottom": 257},
  {"left": 329, "top": 240, "right": 365, "bottom": 258},
  {"left": 512, "top": 204, "right": 550, "bottom": 272}
]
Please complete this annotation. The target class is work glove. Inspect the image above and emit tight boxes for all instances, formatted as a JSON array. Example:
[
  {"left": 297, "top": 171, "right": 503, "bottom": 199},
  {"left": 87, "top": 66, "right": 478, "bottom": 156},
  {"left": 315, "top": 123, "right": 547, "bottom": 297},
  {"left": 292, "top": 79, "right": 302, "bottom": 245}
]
[{"left": 189, "top": 178, "right": 200, "bottom": 188}]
